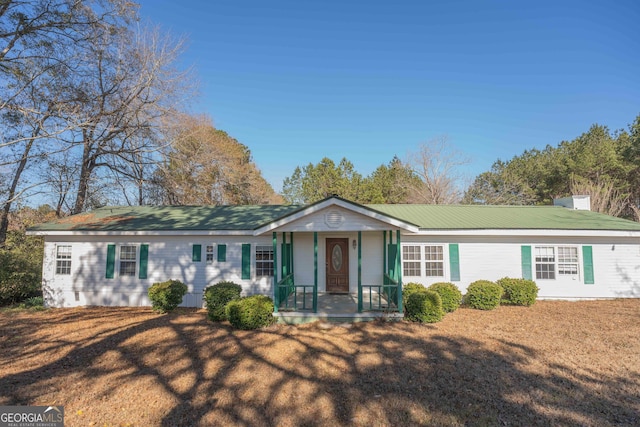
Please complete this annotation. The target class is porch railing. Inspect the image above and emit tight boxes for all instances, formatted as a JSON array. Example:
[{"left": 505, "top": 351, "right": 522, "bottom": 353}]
[
  {"left": 276, "top": 274, "right": 294, "bottom": 306},
  {"left": 361, "top": 274, "right": 402, "bottom": 312},
  {"left": 383, "top": 273, "right": 399, "bottom": 304},
  {"left": 276, "top": 274, "right": 315, "bottom": 311}
]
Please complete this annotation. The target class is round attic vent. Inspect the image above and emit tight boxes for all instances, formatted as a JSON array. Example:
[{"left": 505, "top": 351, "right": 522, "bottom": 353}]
[{"left": 324, "top": 210, "right": 344, "bottom": 228}]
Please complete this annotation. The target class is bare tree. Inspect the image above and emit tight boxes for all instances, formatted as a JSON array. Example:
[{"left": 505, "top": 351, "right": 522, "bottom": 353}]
[
  {"left": 407, "top": 136, "right": 470, "bottom": 204},
  {"left": 108, "top": 145, "right": 152, "bottom": 206},
  {"left": 0, "top": 61, "right": 75, "bottom": 243},
  {"left": 59, "top": 24, "right": 192, "bottom": 214},
  {"left": 569, "top": 175, "right": 628, "bottom": 217},
  {"left": 0, "top": 0, "right": 137, "bottom": 245},
  {"left": 41, "top": 151, "right": 78, "bottom": 216}
]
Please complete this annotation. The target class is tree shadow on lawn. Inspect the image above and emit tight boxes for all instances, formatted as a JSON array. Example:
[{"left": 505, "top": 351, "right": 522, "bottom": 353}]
[{"left": 0, "top": 309, "right": 638, "bottom": 426}]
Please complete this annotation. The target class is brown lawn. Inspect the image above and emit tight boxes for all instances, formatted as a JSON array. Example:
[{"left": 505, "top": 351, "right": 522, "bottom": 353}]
[{"left": 1, "top": 300, "right": 639, "bottom": 426}]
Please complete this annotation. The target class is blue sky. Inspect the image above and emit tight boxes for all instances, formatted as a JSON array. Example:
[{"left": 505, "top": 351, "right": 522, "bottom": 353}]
[{"left": 139, "top": 0, "right": 640, "bottom": 192}]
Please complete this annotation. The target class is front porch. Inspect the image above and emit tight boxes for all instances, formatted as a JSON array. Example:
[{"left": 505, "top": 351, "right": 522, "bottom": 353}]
[
  {"left": 274, "top": 292, "right": 404, "bottom": 324},
  {"left": 251, "top": 197, "right": 421, "bottom": 322},
  {"left": 269, "top": 229, "right": 405, "bottom": 322}
]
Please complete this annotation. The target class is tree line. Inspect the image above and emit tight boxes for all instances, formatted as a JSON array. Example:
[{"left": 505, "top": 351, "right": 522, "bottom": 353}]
[
  {"left": 282, "top": 136, "right": 468, "bottom": 205},
  {"left": 463, "top": 115, "right": 640, "bottom": 219},
  {"left": 281, "top": 115, "right": 640, "bottom": 222}
]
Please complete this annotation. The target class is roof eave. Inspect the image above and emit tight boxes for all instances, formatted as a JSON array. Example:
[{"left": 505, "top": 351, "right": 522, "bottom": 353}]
[
  {"left": 25, "top": 229, "right": 255, "bottom": 236},
  {"left": 411, "top": 228, "right": 640, "bottom": 237}
]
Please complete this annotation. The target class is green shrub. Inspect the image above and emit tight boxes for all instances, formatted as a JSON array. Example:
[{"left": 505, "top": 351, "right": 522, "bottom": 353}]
[
  {"left": 405, "top": 290, "right": 444, "bottom": 323},
  {"left": 428, "top": 282, "right": 463, "bottom": 313},
  {"left": 23, "top": 296, "right": 44, "bottom": 307},
  {"left": 225, "top": 295, "right": 276, "bottom": 330},
  {"left": 0, "top": 243, "right": 42, "bottom": 306},
  {"left": 148, "top": 279, "right": 188, "bottom": 313},
  {"left": 497, "top": 277, "right": 539, "bottom": 306},
  {"left": 0, "top": 276, "right": 41, "bottom": 306},
  {"left": 0, "top": 215, "right": 47, "bottom": 306},
  {"left": 204, "top": 281, "right": 242, "bottom": 321},
  {"left": 464, "top": 280, "right": 503, "bottom": 310},
  {"left": 403, "top": 282, "right": 427, "bottom": 302},
  {"left": 14, "top": 296, "right": 45, "bottom": 311}
]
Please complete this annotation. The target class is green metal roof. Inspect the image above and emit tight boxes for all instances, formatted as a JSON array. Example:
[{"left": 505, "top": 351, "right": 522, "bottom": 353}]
[
  {"left": 367, "top": 204, "right": 640, "bottom": 231},
  {"left": 28, "top": 201, "right": 640, "bottom": 232},
  {"left": 28, "top": 205, "right": 302, "bottom": 232}
]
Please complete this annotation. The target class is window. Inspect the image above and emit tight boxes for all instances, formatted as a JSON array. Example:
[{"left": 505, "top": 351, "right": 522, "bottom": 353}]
[
  {"left": 403, "top": 245, "right": 421, "bottom": 276},
  {"left": 255, "top": 245, "right": 274, "bottom": 276},
  {"left": 424, "top": 246, "right": 444, "bottom": 277},
  {"left": 56, "top": 245, "right": 72, "bottom": 275},
  {"left": 558, "top": 247, "right": 579, "bottom": 276},
  {"left": 535, "top": 246, "right": 555, "bottom": 279},
  {"left": 206, "top": 245, "right": 214, "bottom": 262},
  {"left": 120, "top": 245, "right": 136, "bottom": 276},
  {"left": 401, "top": 244, "right": 444, "bottom": 277},
  {"left": 535, "top": 246, "right": 579, "bottom": 280}
]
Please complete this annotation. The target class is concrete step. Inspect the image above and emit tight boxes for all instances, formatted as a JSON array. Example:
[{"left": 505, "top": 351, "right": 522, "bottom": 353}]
[{"left": 274, "top": 311, "right": 404, "bottom": 324}]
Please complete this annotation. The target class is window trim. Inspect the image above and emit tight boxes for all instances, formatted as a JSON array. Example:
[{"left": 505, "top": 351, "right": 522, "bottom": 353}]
[
  {"left": 401, "top": 244, "right": 445, "bottom": 278},
  {"left": 402, "top": 245, "right": 422, "bottom": 277},
  {"left": 424, "top": 245, "right": 444, "bottom": 277},
  {"left": 534, "top": 245, "right": 580, "bottom": 280},
  {"left": 558, "top": 246, "right": 579, "bottom": 276},
  {"left": 55, "top": 245, "right": 72, "bottom": 275},
  {"left": 119, "top": 245, "right": 137, "bottom": 277},
  {"left": 206, "top": 245, "right": 214, "bottom": 263},
  {"left": 255, "top": 245, "right": 274, "bottom": 277}
]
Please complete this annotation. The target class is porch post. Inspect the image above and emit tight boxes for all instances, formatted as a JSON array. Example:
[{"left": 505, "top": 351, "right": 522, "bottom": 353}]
[
  {"left": 273, "top": 232, "right": 278, "bottom": 313},
  {"left": 396, "top": 229, "right": 403, "bottom": 313},
  {"left": 383, "top": 230, "right": 387, "bottom": 276},
  {"left": 313, "top": 232, "right": 318, "bottom": 312},
  {"left": 282, "top": 232, "right": 287, "bottom": 277},
  {"left": 358, "top": 231, "right": 362, "bottom": 312},
  {"left": 290, "top": 232, "right": 294, "bottom": 276}
]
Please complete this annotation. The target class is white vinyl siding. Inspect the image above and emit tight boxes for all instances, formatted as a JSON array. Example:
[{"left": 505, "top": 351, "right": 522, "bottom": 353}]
[
  {"left": 55, "top": 245, "right": 72, "bottom": 275},
  {"left": 38, "top": 232, "right": 640, "bottom": 308}
]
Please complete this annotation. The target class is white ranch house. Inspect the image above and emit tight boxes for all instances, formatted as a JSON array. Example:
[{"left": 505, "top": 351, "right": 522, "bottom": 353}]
[{"left": 28, "top": 196, "right": 640, "bottom": 314}]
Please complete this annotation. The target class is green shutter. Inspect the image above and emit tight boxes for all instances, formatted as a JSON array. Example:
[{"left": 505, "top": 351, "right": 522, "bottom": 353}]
[
  {"left": 281, "top": 243, "right": 291, "bottom": 277},
  {"left": 449, "top": 243, "right": 460, "bottom": 282},
  {"left": 138, "top": 244, "right": 148, "bottom": 279},
  {"left": 521, "top": 246, "right": 532, "bottom": 280},
  {"left": 387, "top": 244, "right": 397, "bottom": 280},
  {"left": 217, "top": 244, "right": 227, "bottom": 262},
  {"left": 192, "top": 244, "right": 201, "bottom": 262},
  {"left": 583, "top": 246, "right": 594, "bottom": 284},
  {"left": 241, "top": 244, "right": 251, "bottom": 279},
  {"left": 106, "top": 244, "right": 116, "bottom": 279}
]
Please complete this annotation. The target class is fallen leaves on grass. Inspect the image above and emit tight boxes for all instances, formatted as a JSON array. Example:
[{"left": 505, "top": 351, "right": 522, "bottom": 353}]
[{"left": 0, "top": 301, "right": 639, "bottom": 426}]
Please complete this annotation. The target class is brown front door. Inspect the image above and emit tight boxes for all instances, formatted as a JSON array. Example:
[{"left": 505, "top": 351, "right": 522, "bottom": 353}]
[{"left": 326, "top": 238, "right": 349, "bottom": 293}]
